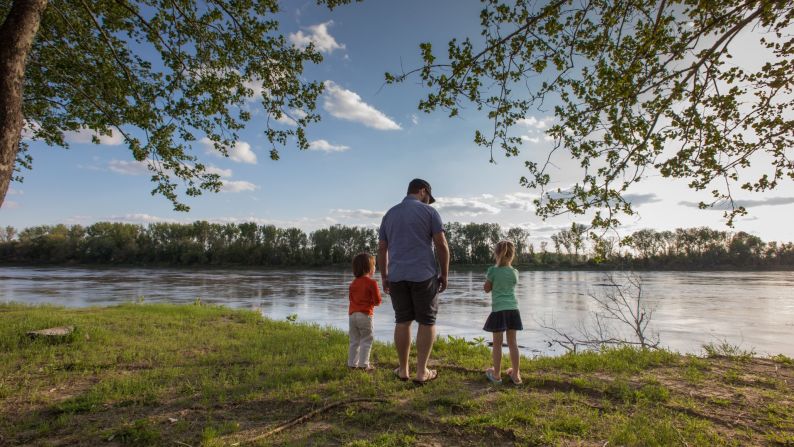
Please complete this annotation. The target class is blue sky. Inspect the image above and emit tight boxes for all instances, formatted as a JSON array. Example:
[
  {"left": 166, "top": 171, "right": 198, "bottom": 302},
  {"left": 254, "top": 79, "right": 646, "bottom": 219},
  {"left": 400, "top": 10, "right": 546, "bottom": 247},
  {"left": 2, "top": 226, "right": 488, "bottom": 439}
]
[{"left": 3, "top": 0, "right": 793, "bottom": 243}]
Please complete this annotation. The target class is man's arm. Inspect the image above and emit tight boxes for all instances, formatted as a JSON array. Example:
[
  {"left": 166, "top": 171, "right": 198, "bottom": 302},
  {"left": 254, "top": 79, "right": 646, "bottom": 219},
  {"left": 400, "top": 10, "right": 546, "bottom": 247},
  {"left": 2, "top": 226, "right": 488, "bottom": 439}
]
[
  {"left": 433, "top": 231, "right": 449, "bottom": 293},
  {"left": 378, "top": 239, "right": 389, "bottom": 294}
]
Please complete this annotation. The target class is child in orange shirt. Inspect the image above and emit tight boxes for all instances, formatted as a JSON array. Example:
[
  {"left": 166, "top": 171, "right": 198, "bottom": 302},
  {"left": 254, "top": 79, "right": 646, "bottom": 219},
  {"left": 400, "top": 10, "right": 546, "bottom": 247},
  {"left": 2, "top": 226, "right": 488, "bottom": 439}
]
[{"left": 348, "top": 252, "right": 382, "bottom": 371}]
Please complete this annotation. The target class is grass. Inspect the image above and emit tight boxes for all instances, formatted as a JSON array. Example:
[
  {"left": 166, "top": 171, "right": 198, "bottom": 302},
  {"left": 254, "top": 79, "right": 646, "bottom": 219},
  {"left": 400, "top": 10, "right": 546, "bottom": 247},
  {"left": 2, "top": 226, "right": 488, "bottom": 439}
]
[
  {"left": 1, "top": 303, "right": 792, "bottom": 446},
  {"left": 703, "top": 340, "right": 757, "bottom": 361}
]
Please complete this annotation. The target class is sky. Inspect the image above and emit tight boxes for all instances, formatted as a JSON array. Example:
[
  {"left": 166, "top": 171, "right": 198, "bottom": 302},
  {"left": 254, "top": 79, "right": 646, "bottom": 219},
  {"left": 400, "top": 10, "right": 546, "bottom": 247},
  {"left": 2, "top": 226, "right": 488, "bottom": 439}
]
[{"left": 2, "top": 0, "right": 793, "bottom": 244}]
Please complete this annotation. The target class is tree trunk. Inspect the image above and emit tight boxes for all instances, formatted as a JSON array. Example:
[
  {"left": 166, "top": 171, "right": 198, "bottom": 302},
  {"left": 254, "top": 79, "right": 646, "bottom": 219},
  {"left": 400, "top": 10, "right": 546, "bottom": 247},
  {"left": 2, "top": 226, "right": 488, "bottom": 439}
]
[{"left": 0, "top": 0, "right": 47, "bottom": 208}]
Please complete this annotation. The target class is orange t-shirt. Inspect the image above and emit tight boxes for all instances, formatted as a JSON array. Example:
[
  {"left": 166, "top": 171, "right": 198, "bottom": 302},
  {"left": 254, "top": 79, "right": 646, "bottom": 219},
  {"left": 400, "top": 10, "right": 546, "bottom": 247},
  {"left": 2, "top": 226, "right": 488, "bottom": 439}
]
[{"left": 348, "top": 275, "right": 382, "bottom": 316}]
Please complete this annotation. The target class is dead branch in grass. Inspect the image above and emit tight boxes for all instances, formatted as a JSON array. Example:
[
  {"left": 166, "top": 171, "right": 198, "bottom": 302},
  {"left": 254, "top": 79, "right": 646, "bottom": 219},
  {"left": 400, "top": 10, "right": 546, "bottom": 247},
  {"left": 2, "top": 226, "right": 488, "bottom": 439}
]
[
  {"left": 233, "top": 398, "right": 387, "bottom": 445},
  {"left": 539, "top": 271, "right": 660, "bottom": 352}
]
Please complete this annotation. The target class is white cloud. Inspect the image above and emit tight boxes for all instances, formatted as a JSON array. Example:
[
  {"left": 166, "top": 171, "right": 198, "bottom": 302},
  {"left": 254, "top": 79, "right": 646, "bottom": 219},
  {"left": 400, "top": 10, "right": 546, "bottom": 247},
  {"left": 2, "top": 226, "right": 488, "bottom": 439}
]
[
  {"left": 21, "top": 120, "right": 40, "bottom": 140},
  {"left": 107, "top": 159, "right": 235, "bottom": 181},
  {"left": 226, "top": 141, "right": 257, "bottom": 164},
  {"left": 108, "top": 159, "right": 151, "bottom": 176},
  {"left": 518, "top": 116, "right": 555, "bottom": 144},
  {"left": 496, "top": 192, "right": 537, "bottom": 211},
  {"left": 520, "top": 135, "right": 540, "bottom": 144},
  {"left": 289, "top": 21, "right": 345, "bottom": 53},
  {"left": 274, "top": 108, "right": 308, "bottom": 126},
  {"left": 323, "top": 81, "right": 401, "bottom": 130},
  {"left": 7, "top": 187, "right": 22, "bottom": 196},
  {"left": 220, "top": 180, "right": 258, "bottom": 193},
  {"left": 3, "top": 200, "right": 20, "bottom": 209},
  {"left": 679, "top": 196, "right": 794, "bottom": 210},
  {"left": 332, "top": 209, "right": 385, "bottom": 219},
  {"left": 201, "top": 137, "right": 257, "bottom": 164},
  {"left": 308, "top": 139, "right": 350, "bottom": 153},
  {"left": 106, "top": 213, "right": 178, "bottom": 224},
  {"left": 517, "top": 116, "right": 553, "bottom": 130},
  {"left": 411, "top": 114, "right": 419, "bottom": 125},
  {"left": 65, "top": 127, "right": 124, "bottom": 146},
  {"left": 433, "top": 197, "right": 501, "bottom": 216},
  {"left": 205, "top": 165, "right": 233, "bottom": 178},
  {"left": 243, "top": 78, "right": 264, "bottom": 101},
  {"left": 22, "top": 121, "right": 124, "bottom": 145},
  {"left": 622, "top": 193, "right": 662, "bottom": 206}
]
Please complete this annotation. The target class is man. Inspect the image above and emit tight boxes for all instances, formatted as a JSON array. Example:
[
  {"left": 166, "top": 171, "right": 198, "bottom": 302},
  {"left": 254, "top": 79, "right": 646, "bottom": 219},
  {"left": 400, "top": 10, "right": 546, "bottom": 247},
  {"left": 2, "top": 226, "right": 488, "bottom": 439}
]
[{"left": 378, "top": 178, "right": 450, "bottom": 384}]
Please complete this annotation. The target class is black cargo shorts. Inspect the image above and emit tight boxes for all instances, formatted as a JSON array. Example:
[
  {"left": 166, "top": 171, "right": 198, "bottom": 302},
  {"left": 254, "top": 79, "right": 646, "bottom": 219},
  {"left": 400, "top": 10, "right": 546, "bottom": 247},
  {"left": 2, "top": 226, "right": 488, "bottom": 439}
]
[{"left": 389, "top": 276, "right": 439, "bottom": 325}]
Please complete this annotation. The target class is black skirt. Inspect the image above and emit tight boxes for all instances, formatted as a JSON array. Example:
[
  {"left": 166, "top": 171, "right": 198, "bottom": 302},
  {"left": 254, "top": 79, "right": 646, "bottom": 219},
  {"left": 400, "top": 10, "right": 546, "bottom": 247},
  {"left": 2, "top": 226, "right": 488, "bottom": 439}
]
[{"left": 483, "top": 309, "right": 523, "bottom": 332}]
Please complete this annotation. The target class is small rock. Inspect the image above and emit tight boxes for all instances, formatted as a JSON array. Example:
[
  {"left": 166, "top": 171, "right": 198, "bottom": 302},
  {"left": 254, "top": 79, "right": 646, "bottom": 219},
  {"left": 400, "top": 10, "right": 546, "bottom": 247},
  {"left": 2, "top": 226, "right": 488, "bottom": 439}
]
[{"left": 168, "top": 417, "right": 178, "bottom": 423}]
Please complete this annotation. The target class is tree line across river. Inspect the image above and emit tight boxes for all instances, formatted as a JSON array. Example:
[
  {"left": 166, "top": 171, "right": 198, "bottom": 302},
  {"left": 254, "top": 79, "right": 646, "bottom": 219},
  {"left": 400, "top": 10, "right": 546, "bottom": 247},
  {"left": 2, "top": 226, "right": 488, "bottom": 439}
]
[{"left": 0, "top": 222, "right": 792, "bottom": 269}]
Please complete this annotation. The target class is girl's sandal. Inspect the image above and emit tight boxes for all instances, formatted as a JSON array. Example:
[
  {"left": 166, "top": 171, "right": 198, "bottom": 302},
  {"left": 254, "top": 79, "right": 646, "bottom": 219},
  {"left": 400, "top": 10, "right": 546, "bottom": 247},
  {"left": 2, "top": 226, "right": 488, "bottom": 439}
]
[
  {"left": 506, "top": 368, "right": 523, "bottom": 385},
  {"left": 485, "top": 367, "right": 502, "bottom": 384}
]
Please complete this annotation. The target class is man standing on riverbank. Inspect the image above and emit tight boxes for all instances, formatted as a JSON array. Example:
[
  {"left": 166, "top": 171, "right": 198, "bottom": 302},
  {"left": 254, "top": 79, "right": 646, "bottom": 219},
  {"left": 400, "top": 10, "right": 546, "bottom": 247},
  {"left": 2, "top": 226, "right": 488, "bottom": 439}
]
[{"left": 378, "top": 178, "right": 450, "bottom": 384}]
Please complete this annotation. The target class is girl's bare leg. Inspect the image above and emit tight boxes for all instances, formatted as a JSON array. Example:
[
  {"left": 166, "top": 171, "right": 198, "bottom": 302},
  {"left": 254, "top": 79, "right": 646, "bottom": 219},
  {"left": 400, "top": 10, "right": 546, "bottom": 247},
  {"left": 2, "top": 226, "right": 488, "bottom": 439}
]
[
  {"left": 506, "top": 330, "right": 521, "bottom": 382},
  {"left": 491, "top": 331, "right": 504, "bottom": 376}
]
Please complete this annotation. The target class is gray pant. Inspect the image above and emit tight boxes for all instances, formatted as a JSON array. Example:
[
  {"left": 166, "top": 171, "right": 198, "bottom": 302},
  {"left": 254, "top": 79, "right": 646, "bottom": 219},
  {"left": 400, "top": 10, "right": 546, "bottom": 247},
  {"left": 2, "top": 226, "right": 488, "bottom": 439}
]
[{"left": 348, "top": 312, "right": 374, "bottom": 367}]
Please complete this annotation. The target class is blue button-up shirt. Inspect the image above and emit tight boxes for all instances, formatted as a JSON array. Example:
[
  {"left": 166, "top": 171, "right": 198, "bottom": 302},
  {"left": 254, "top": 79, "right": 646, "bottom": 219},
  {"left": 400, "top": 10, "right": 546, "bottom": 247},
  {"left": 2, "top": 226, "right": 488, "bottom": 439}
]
[{"left": 379, "top": 196, "right": 444, "bottom": 282}]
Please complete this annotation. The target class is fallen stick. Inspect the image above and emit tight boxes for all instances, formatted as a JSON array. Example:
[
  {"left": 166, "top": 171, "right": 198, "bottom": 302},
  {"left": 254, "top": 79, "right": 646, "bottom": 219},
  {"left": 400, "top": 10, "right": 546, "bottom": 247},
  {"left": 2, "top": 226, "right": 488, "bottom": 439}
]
[{"left": 239, "top": 398, "right": 387, "bottom": 444}]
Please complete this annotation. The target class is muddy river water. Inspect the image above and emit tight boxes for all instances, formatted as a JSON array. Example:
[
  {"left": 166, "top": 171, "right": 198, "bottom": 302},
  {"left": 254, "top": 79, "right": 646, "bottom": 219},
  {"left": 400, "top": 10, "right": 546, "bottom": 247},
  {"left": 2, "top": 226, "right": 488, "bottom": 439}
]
[{"left": 1, "top": 267, "right": 792, "bottom": 356}]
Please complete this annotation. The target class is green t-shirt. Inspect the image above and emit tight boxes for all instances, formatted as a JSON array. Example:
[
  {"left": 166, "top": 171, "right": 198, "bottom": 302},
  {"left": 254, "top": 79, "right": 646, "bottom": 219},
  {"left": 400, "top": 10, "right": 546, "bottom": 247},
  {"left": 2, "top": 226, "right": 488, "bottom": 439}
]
[{"left": 486, "top": 265, "right": 519, "bottom": 312}]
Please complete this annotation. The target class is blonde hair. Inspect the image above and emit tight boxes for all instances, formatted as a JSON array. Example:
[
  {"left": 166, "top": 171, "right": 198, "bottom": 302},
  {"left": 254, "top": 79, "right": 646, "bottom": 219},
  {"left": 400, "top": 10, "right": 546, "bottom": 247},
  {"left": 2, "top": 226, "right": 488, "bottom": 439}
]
[{"left": 494, "top": 240, "right": 515, "bottom": 267}]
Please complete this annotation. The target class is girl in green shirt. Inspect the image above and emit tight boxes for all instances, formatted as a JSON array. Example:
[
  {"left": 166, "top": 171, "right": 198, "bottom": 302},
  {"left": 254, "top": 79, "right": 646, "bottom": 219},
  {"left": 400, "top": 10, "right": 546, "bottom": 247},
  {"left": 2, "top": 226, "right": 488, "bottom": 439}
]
[{"left": 483, "top": 240, "right": 523, "bottom": 385}]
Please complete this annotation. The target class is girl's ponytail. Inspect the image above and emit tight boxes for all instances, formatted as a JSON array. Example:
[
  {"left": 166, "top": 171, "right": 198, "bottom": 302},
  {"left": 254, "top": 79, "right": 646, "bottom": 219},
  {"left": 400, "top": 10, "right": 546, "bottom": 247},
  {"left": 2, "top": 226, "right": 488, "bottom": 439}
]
[{"left": 494, "top": 240, "right": 515, "bottom": 267}]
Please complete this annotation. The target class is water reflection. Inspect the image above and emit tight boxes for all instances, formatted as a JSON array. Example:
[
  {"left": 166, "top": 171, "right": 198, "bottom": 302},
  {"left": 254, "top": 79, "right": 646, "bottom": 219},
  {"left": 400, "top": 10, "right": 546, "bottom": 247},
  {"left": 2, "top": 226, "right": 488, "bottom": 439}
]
[{"left": 1, "top": 267, "right": 792, "bottom": 356}]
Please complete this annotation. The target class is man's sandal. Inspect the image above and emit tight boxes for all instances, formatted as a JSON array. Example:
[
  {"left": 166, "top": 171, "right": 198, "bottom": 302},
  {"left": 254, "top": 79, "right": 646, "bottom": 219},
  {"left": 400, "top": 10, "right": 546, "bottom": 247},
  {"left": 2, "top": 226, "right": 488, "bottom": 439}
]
[
  {"left": 393, "top": 367, "right": 409, "bottom": 382},
  {"left": 412, "top": 369, "right": 438, "bottom": 385}
]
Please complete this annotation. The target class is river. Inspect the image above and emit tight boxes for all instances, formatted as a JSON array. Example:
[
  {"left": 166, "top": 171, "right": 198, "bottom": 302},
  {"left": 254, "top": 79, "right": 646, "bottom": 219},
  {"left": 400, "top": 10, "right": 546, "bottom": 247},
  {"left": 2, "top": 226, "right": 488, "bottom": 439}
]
[{"left": 1, "top": 267, "right": 792, "bottom": 356}]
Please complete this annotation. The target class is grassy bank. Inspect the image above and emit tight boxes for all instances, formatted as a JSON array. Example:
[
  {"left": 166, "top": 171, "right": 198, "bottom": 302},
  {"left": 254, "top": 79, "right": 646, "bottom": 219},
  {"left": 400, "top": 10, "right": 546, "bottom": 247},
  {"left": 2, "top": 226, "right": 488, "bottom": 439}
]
[{"left": 1, "top": 304, "right": 792, "bottom": 446}]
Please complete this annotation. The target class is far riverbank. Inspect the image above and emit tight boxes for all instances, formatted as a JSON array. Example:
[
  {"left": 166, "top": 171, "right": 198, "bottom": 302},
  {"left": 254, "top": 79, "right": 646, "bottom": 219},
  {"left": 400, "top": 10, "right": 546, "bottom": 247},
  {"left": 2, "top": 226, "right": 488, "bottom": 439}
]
[{"left": 3, "top": 261, "right": 794, "bottom": 272}]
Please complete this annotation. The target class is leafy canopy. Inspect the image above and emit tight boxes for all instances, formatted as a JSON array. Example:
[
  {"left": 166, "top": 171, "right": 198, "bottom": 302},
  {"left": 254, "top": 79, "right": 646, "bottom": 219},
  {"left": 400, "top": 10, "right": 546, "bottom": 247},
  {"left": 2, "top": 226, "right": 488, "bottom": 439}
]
[
  {"left": 9, "top": 0, "right": 353, "bottom": 211},
  {"left": 389, "top": 0, "right": 794, "bottom": 228}
]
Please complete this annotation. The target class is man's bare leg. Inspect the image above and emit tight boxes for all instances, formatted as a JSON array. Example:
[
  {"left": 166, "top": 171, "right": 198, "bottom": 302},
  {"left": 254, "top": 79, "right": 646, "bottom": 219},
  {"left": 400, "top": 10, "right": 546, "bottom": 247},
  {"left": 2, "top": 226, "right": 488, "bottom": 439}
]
[
  {"left": 394, "top": 322, "right": 412, "bottom": 379},
  {"left": 415, "top": 323, "right": 436, "bottom": 381}
]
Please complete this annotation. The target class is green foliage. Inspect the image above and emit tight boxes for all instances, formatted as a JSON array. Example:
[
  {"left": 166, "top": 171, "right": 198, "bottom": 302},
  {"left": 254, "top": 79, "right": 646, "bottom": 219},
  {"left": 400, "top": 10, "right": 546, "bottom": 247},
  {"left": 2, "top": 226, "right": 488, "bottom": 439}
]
[
  {"left": 345, "top": 433, "right": 417, "bottom": 447},
  {"left": 766, "top": 431, "right": 794, "bottom": 446},
  {"left": 607, "top": 413, "right": 697, "bottom": 446},
  {"left": 3, "top": 221, "right": 794, "bottom": 268},
  {"left": 4, "top": 0, "right": 356, "bottom": 210},
  {"left": 636, "top": 383, "right": 670, "bottom": 403},
  {"left": 107, "top": 419, "right": 161, "bottom": 446},
  {"left": 703, "top": 340, "right": 756, "bottom": 361},
  {"left": 528, "top": 346, "right": 678, "bottom": 374},
  {"left": 772, "top": 354, "right": 794, "bottom": 366},
  {"left": 395, "top": 0, "right": 794, "bottom": 228},
  {"left": 682, "top": 356, "right": 709, "bottom": 384},
  {"left": 201, "top": 421, "right": 240, "bottom": 443}
]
